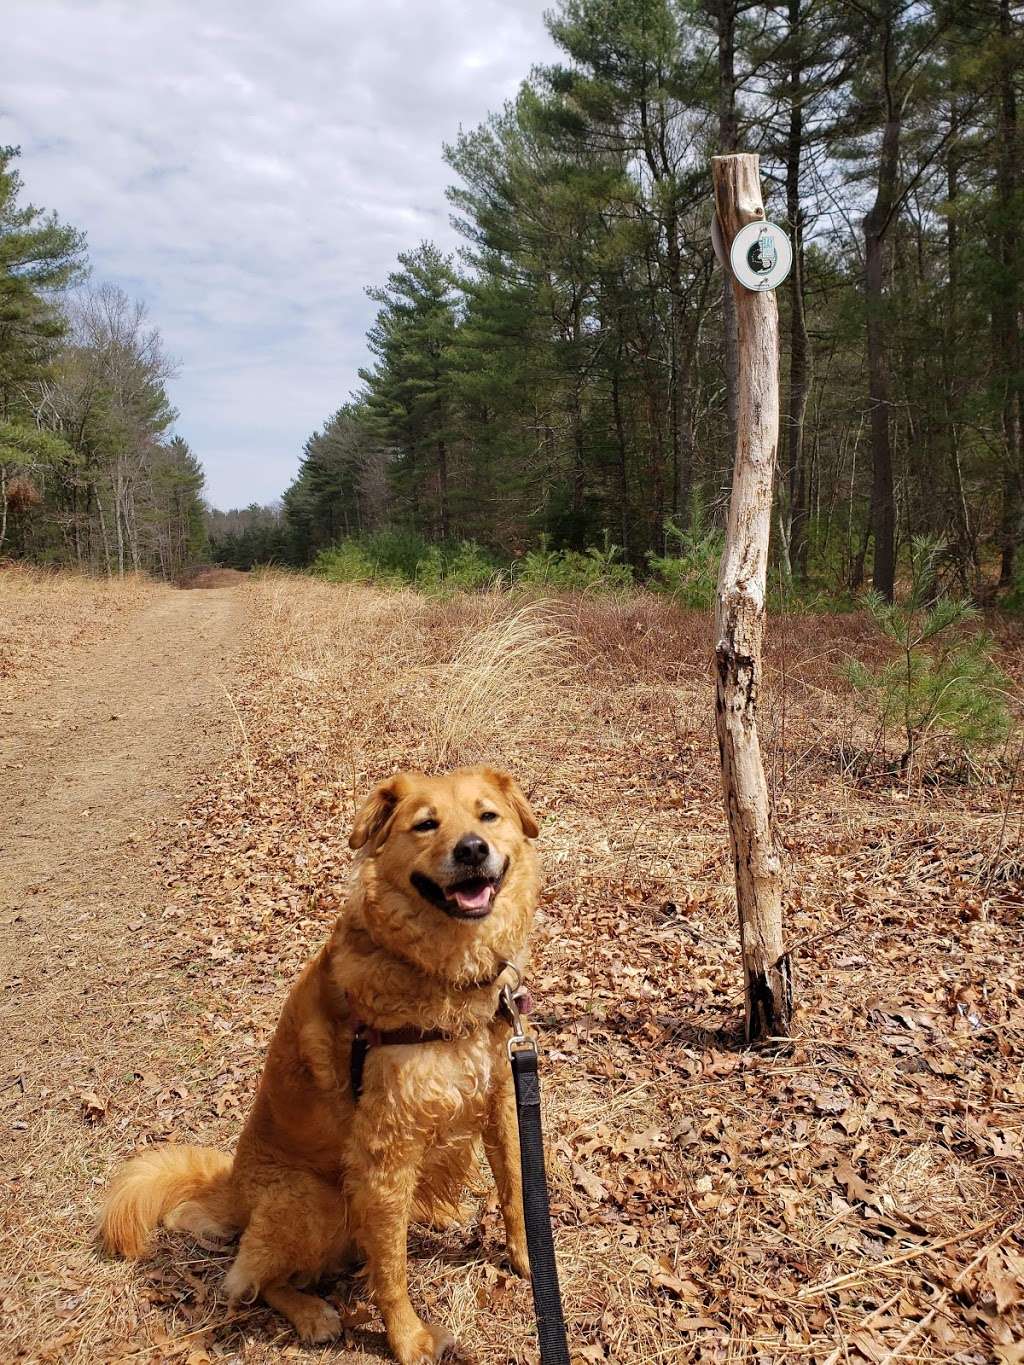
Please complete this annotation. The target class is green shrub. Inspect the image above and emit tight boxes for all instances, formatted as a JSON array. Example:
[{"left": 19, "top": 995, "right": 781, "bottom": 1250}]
[
  {"left": 841, "top": 537, "right": 1012, "bottom": 779},
  {"left": 359, "top": 529, "right": 433, "bottom": 581},
  {"left": 416, "top": 540, "right": 500, "bottom": 595},
  {"left": 314, "top": 529, "right": 433, "bottom": 583},
  {"left": 514, "top": 537, "right": 633, "bottom": 592},
  {"left": 647, "top": 518, "right": 723, "bottom": 609},
  {"left": 312, "top": 533, "right": 498, "bottom": 593},
  {"left": 312, "top": 540, "right": 378, "bottom": 583}
]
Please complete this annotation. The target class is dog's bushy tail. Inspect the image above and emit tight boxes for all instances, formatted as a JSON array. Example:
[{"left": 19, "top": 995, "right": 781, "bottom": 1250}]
[{"left": 99, "top": 1145, "right": 234, "bottom": 1259}]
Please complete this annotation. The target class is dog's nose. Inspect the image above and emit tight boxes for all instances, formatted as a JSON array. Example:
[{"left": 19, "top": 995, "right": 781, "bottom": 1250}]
[{"left": 453, "top": 833, "right": 489, "bottom": 867}]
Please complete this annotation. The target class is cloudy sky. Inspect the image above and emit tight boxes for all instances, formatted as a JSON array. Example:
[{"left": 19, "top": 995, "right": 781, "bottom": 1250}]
[{"left": 1, "top": 1, "right": 559, "bottom": 509}]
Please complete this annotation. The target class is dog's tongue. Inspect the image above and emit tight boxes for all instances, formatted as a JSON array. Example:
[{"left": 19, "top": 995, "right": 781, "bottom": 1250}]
[{"left": 451, "top": 882, "right": 493, "bottom": 912}]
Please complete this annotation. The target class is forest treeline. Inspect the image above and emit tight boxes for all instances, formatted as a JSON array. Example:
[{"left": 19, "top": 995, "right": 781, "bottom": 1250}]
[
  {"left": 0, "top": 147, "right": 204, "bottom": 577},
  {"left": 213, "top": 0, "right": 1024, "bottom": 604}
]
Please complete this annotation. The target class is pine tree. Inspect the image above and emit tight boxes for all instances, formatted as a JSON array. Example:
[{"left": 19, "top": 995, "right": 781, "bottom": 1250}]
[
  {"left": 0, "top": 146, "right": 86, "bottom": 548},
  {"left": 359, "top": 244, "right": 460, "bottom": 539}
]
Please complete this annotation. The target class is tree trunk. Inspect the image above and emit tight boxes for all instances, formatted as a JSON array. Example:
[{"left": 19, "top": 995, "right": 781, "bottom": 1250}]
[
  {"left": 711, "top": 152, "right": 792, "bottom": 1044},
  {"left": 677, "top": 331, "right": 698, "bottom": 521},
  {"left": 865, "top": 225, "right": 896, "bottom": 600},
  {"left": 715, "top": 0, "right": 740, "bottom": 457},
  {"left": 0, "top": 465, "right": 8, "bottom": 553},
  {"left": 943, "top": 116, "right": 978, "bottom": 591},
  {"left": 850, "top": 515, "right": 871, "bottom": 591},
  {"left": 436, "top": 439, "right": 450, "bottom": 540},
  {"left": 639, "top": 83, "right": 691, "bottom": 537},
  {"left": 114, "top": 466, "right": 125, "bottom": 577},
  {"left": 611, "top": 354, "right": 631, "bottom": 559},
  {"left": 666, "top": 215, "right": 684, "bottom": 528},
  {"left": 127, "top": 481, "right": 140, "bottom": 571},
  {"left": 72, "top": 479, "right": 83, "bottom": 568},
  {"left": 995, "top": 0, "right": 1022, "bottom": 586},
  {"left": 570, "top": 299, "right": 587, "bottom": 525},
  {"left": 571, "top": 387, "right": 586, "bottom": 524},
  {"left": 863, "top": 12, "right": 901, "bottom": 602},
  {"left": 784, "top": 0, "right": 812, "bottom": 581},
  {"left": 94, "top": 483, "right": 112, "bottom": 577}
]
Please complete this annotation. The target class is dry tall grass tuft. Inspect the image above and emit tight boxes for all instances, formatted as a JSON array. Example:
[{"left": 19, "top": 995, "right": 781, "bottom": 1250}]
[{"left": 425, "top": 597, "right": 576, "bottom": 770}]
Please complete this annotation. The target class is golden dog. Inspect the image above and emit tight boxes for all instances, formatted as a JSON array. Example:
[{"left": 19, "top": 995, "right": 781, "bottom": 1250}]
[{"left": 99, "top": 766, "right": 539, "bottom": 1364}]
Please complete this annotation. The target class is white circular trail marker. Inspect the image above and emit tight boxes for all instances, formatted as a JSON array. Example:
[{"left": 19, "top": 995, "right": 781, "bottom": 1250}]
[{"left": 728, "top": 221, "right": 792, "bottom": 292}]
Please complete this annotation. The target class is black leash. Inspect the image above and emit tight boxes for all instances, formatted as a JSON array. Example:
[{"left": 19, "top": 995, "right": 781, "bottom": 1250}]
[{"left": 501, "top": 982, "right": 571, "bottom": 1365}]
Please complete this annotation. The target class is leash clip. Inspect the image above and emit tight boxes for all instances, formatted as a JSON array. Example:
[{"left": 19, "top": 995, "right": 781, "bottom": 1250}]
[{"left": 500, "top": 978, "right": 537, "bottom": 1061}]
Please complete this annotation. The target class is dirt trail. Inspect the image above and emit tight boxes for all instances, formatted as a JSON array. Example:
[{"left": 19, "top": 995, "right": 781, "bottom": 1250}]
[
  {"left": 2, "top": 588, "right": 242, "bottom": 894},
  {"left": 0, "top": 588, "right": 246, "bottom": 1361}
]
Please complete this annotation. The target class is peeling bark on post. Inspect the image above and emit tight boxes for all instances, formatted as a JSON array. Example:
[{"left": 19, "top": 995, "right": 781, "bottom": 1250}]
[{"left": 711, "top": 153, "right": 792, "bottom": 1044}]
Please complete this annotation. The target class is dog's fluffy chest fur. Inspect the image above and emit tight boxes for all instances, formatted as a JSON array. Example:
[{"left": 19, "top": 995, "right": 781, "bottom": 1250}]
[{"left": 366, "top": 1030, "right": 497, "bottom": 1144}]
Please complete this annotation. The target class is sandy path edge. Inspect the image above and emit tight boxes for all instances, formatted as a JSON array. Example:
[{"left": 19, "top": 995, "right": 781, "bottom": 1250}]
[{"left": 0, "top": 587, "right": 250, "bottom": 1362}]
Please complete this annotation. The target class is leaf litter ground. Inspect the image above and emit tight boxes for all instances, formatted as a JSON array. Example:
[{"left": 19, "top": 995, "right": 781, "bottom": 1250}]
[{"left": 5, "top": 573, "right": 1023, "bottom": 1364}]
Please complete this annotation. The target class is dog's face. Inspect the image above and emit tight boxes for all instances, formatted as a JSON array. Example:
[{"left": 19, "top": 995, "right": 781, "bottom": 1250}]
[{"left": 349, "top": 767, "right": 538, "bottom": 928}]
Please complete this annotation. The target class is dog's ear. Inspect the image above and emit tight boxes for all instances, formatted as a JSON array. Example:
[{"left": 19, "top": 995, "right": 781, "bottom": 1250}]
[
  {"left": 482, "top": 768, "right": 539, "bottom": 839},
  {"left": 349, "top": 772, "right": 417, "bottom": 850}
]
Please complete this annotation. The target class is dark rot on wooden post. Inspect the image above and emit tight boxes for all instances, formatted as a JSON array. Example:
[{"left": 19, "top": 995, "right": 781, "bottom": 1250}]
[{"left": 711, "top": 152, "right": 793, "bottom": 1044}]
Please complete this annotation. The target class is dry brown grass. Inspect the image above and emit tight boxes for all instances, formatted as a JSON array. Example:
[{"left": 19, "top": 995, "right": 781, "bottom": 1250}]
[
  {"left": 425, "top": 597, "right": 576, "bottom": 768},
  {"left": 179, "top": 568, "right": 249, "bottom": 589},
  {"left": 0, "top": 562, "right": 158, "bottom": 697},
  {"left": 4, "top": 571, "right": 1022, "bottom": 1364}
]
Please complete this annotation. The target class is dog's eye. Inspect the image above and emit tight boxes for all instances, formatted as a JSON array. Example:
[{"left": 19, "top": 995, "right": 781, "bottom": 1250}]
[
  {"left": 479, "top": 811, "right": 499, "bottom": 822},
  {"left": 412, "top": 818, "right": 439, "bottom": 833}
]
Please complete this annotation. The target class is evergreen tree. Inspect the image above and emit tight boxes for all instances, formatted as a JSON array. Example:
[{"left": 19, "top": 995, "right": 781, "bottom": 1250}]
[
  {"left": 281, "top": 0, "right": 1024, "bottom": 603},
  {"left": 282, "top": 404, "right": 389, "bottom": 561},
  {"left": 359, "top": 244, "right": 460, "bottom": 539},
  {"left": 0, "top": 145, "right": 86, "bottom": 548}
]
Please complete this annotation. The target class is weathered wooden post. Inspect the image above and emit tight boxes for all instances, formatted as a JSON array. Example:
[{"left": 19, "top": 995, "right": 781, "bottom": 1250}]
[{"left": 711, "top": 153, "right": 793, "bottom": 1043}]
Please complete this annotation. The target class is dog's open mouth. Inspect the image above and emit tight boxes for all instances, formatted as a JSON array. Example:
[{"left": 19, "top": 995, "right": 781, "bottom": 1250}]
[{"left": 411, "top": 865, "right": 507, "bottom": 920}]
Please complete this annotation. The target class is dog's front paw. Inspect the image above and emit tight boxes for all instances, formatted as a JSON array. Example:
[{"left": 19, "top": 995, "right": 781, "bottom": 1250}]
[
  {"left": 290, "top": 1299, "right": 341, "bottom": 1344},
  {"left": 395, "top": 1320, "right": 467, "bottom": 1364},
  {"left": 425, "top": 1200, "right": 472, "bottom": 1232},
  {"left": 505, "top": 1240, "right": 531, "bottom": 1279}
]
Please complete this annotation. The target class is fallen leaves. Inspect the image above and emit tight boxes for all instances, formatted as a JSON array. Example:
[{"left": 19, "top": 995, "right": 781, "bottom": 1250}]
[
  {"left": 834, "top": 1153, "right": 874, "bottom": 1206},
  {"left": 78, "top": 1090, "right": 108, "bottom": 1124},
  {"left": 569, "top": 1161, "right": 609, "bottom": 1205},
  {"left": 45, "top": 576, "right": 1020, "bottom": 1364},
  {"left": 645, "top": 1256, "right": 703, "bottom": 1303}
]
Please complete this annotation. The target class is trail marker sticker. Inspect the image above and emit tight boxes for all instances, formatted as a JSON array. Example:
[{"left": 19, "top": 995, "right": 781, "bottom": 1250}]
[{"left": 728, "top": 221, "right": 792, "bottom": 292}]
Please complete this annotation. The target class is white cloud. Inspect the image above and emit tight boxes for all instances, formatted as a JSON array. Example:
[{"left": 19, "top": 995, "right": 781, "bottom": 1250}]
[{"left": 0, "top": 0, "right": 558, "bottom": 508}]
